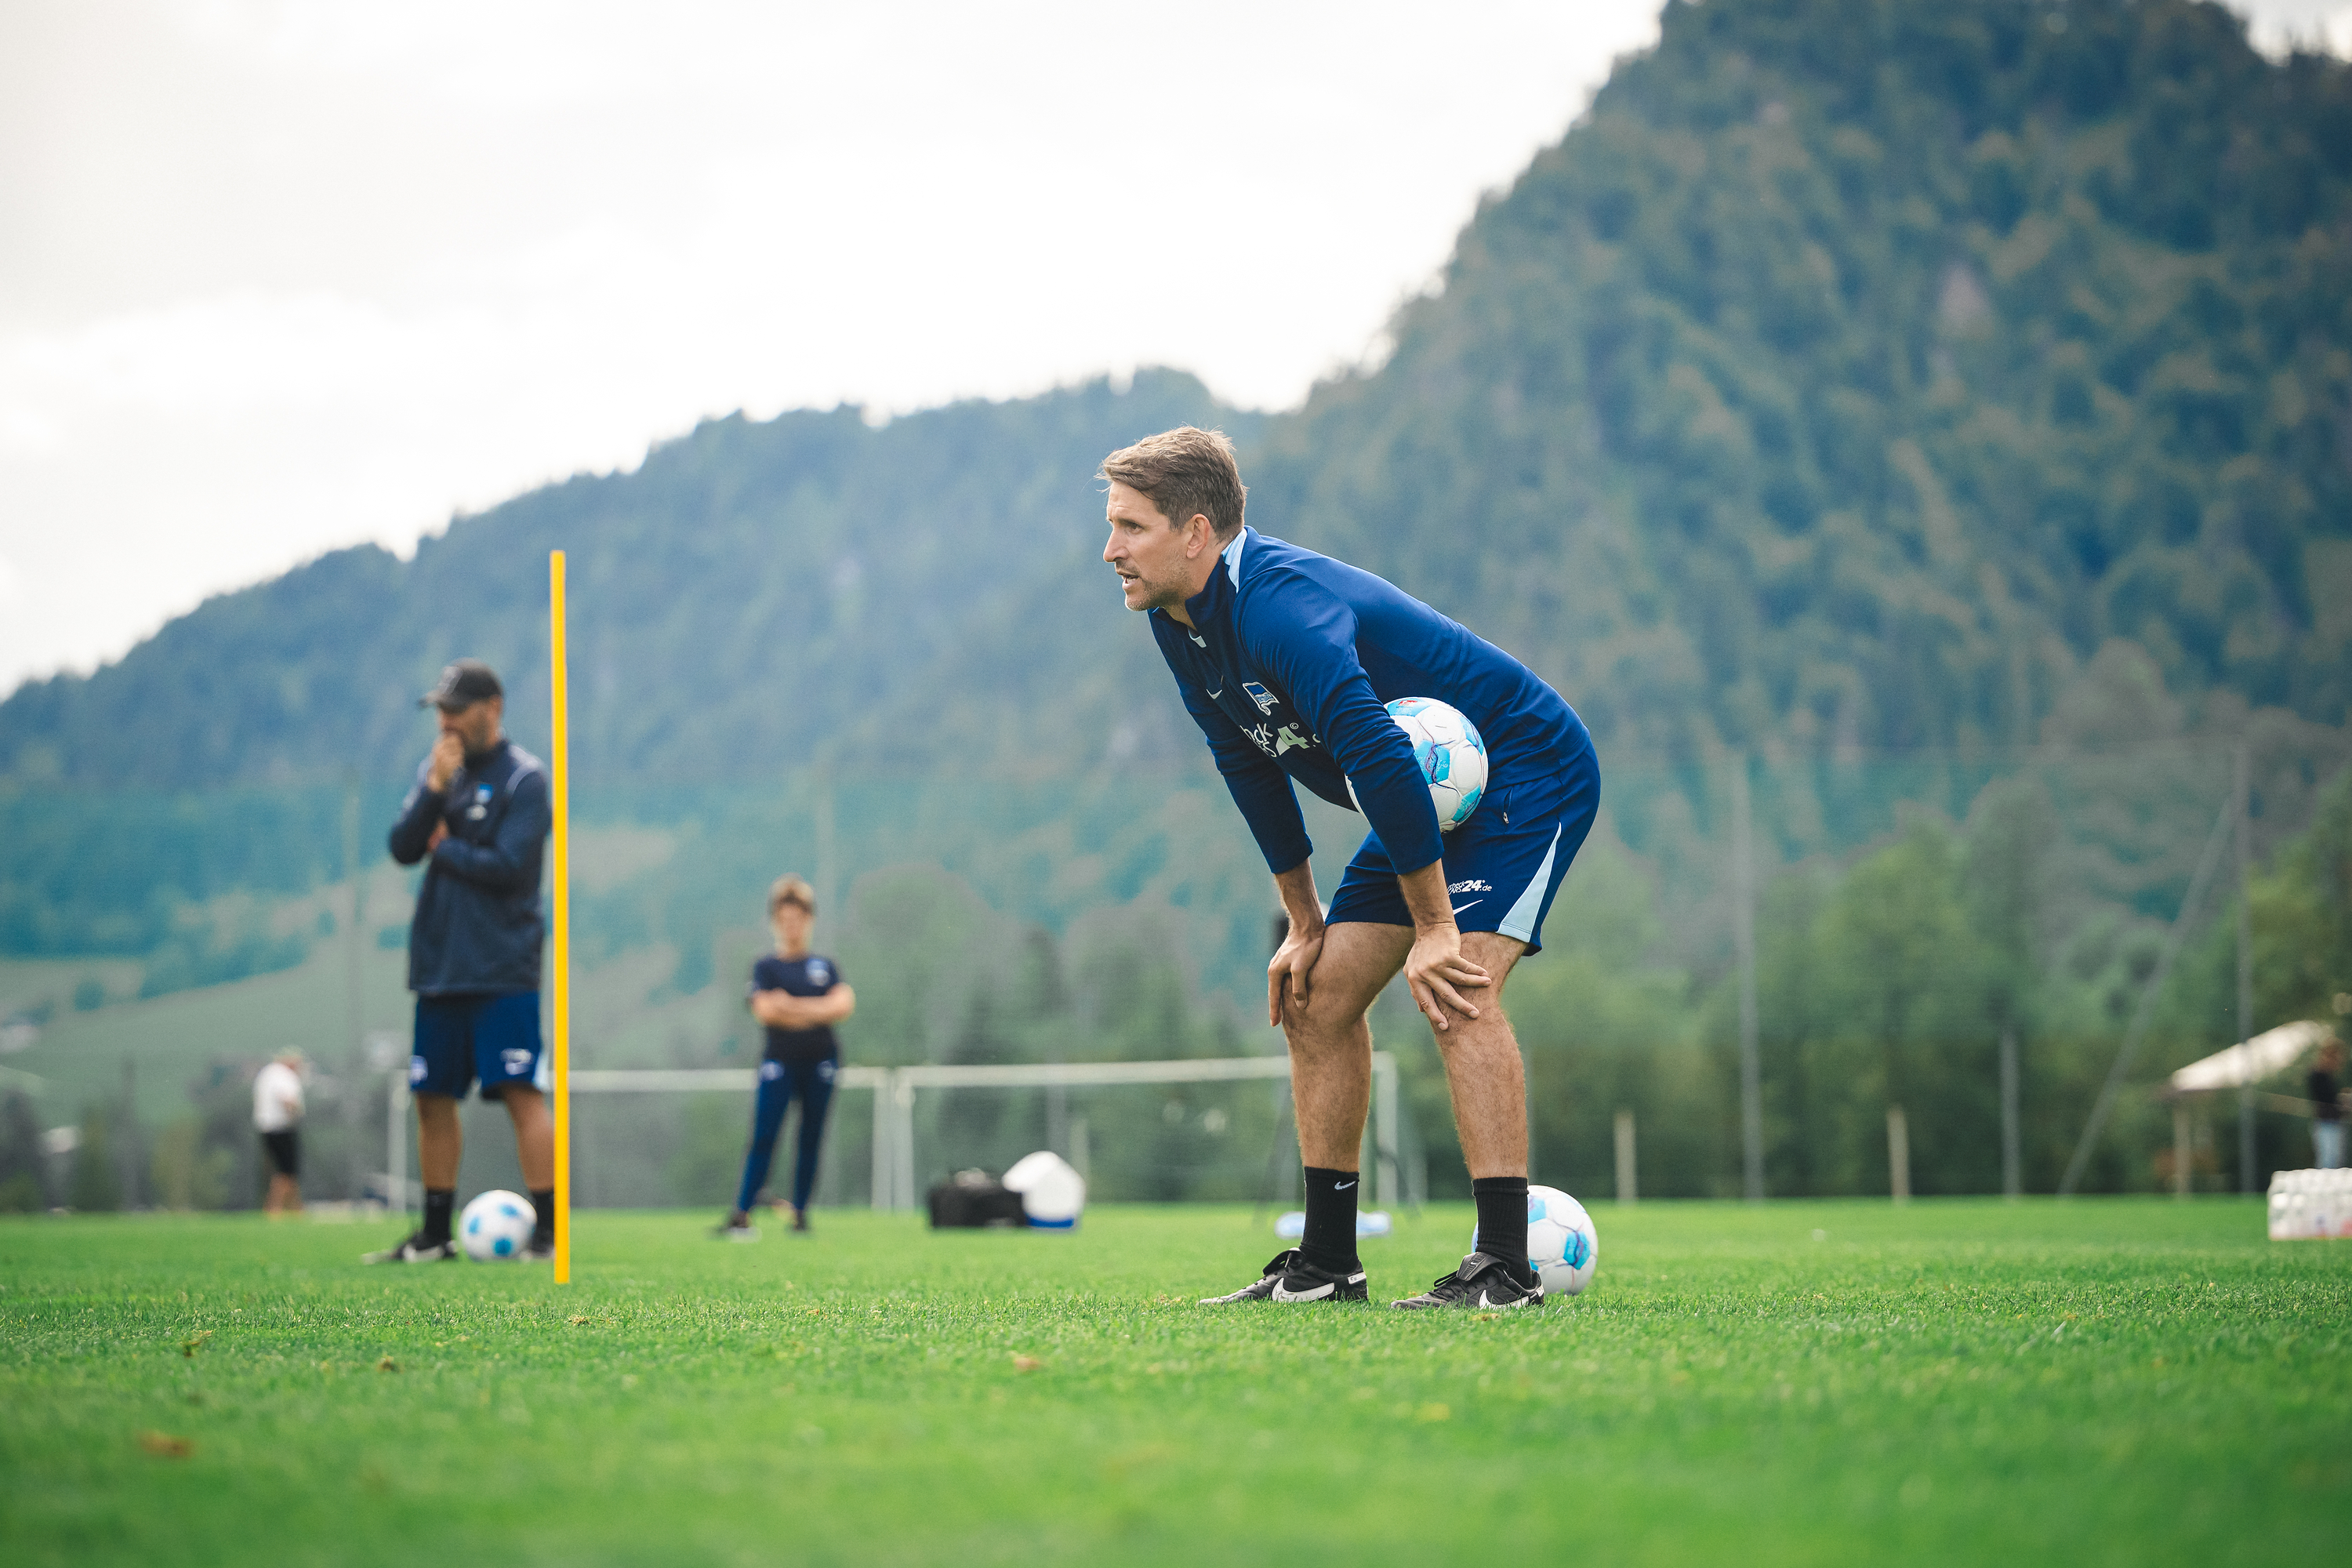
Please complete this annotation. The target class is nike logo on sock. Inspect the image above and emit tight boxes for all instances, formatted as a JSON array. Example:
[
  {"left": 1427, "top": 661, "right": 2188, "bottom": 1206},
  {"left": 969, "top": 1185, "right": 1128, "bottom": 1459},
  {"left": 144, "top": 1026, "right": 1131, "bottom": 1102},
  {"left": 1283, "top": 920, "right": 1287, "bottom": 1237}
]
[{"left": 1334, "top": 1180, "right": 1356, "bottom": 1190}]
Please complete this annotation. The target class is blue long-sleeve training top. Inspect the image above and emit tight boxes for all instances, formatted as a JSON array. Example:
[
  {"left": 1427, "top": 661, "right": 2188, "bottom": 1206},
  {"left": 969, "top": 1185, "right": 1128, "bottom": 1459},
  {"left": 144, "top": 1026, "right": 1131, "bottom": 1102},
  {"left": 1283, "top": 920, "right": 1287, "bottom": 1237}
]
[
  {"left": 387, "top": 737, "right": 550, "bottom": 995},
  {"left": 1149, "top": 527, "right": 1590, "bottom": 877}
]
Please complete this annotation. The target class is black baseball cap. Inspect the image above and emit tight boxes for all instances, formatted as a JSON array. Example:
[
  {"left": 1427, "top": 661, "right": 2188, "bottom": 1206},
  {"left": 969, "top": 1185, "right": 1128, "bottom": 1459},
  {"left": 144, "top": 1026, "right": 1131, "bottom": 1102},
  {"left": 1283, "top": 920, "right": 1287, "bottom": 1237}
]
[{"left": 418, "top": 659, "right": 503, "bottom": 710}]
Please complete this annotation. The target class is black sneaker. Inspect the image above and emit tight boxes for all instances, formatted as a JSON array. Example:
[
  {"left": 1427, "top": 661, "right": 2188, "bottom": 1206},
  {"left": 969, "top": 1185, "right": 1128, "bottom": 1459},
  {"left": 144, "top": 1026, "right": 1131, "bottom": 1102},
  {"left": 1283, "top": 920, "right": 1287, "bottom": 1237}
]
[
  {"left": 711, "top": 1213, "right": 760, "bottom": 1242},
  {"left": 1199, "top": 1248, "right": 1369, "bottom": 1305},
  {"left": 1391, "top": 1252, "right": 1544, "bottom": 1310},
  {"left": 523, "top": 1236, "right": 555, "bottom": 1261},
  {"left": 361, "top": 1232, "right": 459, "bottom": 1265}
]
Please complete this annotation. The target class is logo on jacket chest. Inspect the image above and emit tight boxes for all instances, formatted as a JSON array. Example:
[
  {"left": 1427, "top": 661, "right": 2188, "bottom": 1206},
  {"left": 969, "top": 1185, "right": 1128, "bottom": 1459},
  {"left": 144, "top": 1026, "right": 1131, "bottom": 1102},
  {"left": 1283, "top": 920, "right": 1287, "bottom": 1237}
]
[
  {"left": 1202, "top": 657, "right": 1319, "bottom": 759},
  {"left": 466, "top": 782, "right": 493, "bottom": 822}
]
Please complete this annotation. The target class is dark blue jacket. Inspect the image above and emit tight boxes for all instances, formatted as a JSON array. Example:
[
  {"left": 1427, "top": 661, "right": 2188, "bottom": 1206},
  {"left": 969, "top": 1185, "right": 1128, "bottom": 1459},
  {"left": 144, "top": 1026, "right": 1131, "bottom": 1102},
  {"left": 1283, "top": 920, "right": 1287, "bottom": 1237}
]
[
  {"left": 1150, "top": 528, "right": 1588, "bottom": 876},
  {"left": 388, "top": 738, "right": 550, "bottom": 996}
]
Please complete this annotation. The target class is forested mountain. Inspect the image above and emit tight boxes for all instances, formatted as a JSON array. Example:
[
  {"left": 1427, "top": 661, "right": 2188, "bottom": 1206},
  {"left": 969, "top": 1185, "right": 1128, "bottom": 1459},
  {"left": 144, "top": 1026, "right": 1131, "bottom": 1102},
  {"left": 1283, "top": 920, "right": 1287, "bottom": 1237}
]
[
  {"left": 3, "top": 0, "right": 2351, "bottom": 1204},
  {"left": 1250, "top": 0, "right": 2352, "bottom": 760},
  {"left": 8, "top": 0, "right": 2351, "bottom": 794},
  {"left": 0, "top": 372, "right": 1251, "bottom": 791},
  {"left": 5, "top": 0, "right": 2347, "bottom": 789}
]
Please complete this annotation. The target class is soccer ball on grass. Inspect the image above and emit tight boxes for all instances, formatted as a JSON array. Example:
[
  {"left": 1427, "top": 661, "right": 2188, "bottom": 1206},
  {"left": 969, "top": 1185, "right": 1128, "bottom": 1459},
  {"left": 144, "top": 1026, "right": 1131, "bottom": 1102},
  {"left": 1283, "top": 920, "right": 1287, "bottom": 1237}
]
[
  {"left": 1347, "top": 696, "right": 1487, "bottom": 832},
  {"left": 459, "top": 1189, "right": 536, "bottom": 1261},
  {"left": 1472, "top": 1184, "right": 1598, "bottom": 1297}
]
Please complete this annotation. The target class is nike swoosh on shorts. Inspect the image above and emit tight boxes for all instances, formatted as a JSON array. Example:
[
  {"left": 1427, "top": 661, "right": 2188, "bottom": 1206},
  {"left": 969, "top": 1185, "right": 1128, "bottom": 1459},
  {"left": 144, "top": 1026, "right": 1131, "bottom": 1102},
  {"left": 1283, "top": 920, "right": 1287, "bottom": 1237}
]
[{"left": 1451, "top": 899, "right": 1482, "bottom": 914}]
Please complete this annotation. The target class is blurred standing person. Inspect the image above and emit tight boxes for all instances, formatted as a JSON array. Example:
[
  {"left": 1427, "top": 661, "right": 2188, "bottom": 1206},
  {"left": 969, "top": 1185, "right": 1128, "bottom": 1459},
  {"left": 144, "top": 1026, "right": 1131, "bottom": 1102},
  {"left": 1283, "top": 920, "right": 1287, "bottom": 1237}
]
[
  {"left": 365, "top": 659, "right": 555, "bottom": 1264},
  {"left": 714, "top": 876, "right": 855, "bottom": 1239},
  {"left": 254, "top": 1049, "right": 307, "bottom": 1217},
  {"left": 2311, "top": 1036, "right": 2347, "bottom": 1171}
]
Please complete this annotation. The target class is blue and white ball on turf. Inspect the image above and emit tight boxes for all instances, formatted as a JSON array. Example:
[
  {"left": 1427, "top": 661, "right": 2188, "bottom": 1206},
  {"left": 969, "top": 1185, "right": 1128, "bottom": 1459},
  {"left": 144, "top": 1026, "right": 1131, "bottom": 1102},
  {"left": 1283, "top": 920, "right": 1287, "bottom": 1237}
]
[
  {"left": 1472, "top": 1185, "right": 1599, "bottom": 1297},
  {"left": 1349, "top": 696, "right": 1488, "bottom": 832},
  {"left": 459, "top": 1189, "right": 536, "bottom": 1261}
]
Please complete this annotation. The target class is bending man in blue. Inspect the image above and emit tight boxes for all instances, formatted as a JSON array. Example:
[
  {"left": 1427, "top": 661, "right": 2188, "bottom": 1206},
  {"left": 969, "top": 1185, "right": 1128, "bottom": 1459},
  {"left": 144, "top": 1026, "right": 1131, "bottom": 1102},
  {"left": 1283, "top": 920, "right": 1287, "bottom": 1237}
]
[{"left": 1102, "top": 428, "right": 1600, "bottom": 1309}]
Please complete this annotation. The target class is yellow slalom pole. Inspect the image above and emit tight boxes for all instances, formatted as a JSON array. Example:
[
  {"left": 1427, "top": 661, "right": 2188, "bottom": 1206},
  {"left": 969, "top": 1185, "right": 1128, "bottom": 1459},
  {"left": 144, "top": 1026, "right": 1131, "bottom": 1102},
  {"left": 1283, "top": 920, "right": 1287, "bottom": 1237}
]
[{"left": 549, "top": 550, "right": 572, "bottom": 1284}]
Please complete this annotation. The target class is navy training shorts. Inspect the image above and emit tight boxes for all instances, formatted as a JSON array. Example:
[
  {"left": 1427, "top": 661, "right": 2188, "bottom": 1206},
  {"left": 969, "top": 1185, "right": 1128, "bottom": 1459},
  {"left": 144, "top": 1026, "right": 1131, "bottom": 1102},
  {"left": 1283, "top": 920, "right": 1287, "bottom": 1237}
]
[
  {"left": 1324, "top": 744, "right": 1600, "bottom": 956},
  {"left": 409, "top": 991, "right": 548, "bottom": 1101}
]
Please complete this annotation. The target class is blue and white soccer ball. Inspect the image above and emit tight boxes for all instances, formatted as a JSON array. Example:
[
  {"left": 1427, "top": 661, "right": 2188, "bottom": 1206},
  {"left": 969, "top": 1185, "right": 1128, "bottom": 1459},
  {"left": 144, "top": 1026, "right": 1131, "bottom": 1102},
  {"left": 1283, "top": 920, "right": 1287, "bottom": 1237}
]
[
  {"left": 1352, "top": 696, "right": 1487, "bottom": 832},
  {"left": 459, "top": 1189, "right": 537, "bottom": 1261},
  {"left": 1472, "top": 1184, "right": 1599, "bottom": 1297}
]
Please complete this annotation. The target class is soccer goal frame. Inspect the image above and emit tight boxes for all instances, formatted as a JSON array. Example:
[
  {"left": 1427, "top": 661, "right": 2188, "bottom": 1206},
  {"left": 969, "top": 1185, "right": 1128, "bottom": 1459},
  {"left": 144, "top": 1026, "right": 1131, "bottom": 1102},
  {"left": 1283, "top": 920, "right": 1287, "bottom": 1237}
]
[{"left": 390, "top": 1053, "right": 1404, "bottom": 1211}]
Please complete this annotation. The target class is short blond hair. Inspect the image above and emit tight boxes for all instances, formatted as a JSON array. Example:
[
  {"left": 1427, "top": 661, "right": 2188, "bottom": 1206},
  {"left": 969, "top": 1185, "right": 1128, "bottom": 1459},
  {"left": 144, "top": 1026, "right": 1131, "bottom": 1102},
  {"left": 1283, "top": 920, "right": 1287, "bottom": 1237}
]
[{"left": 768, "top": 874, "right": 816, "bottom": 915}]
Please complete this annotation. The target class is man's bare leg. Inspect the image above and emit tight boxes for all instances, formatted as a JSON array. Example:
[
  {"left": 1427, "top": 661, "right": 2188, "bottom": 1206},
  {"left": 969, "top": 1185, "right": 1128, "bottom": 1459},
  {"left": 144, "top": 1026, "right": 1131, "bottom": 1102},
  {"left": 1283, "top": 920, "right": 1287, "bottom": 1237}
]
[
  {"left": 500, "top": 1087, "right": 555, "bottom": 1190},
  {"left": 1280, "top": 922, "right": 1412, "bottom": 1165},
  {"left": 1428, "top": 931, "right": 1530, "bottom": 1178},
  {"left": 416, "top": 1093, "right": 462, "bottom": 1186}
]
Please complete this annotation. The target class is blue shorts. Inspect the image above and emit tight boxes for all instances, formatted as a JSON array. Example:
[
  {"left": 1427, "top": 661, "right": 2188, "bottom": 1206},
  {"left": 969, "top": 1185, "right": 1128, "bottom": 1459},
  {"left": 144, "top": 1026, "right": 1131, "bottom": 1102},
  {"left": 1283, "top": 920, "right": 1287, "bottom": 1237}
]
[
  {"left": 410, "top": 991, "right": 548, "bottom": 1101},
  {"left": 1325, "top": 746, "right": 1599, "bottom": 956}
]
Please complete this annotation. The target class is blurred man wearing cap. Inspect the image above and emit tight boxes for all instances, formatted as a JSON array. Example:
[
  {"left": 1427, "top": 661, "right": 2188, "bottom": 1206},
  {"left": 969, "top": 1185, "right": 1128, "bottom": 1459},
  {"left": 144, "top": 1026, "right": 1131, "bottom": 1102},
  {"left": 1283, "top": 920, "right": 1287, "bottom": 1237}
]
[{"left": 365, "top": 659, "right": 556, "bottom": 1264}]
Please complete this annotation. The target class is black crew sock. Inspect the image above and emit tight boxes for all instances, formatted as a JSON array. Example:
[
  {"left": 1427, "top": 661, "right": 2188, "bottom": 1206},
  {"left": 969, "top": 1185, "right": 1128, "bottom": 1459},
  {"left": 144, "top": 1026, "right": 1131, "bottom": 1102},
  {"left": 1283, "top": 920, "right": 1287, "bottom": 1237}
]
[
  {"left": 528, "top": 1189, "right": 556, "bottom": 1244},
  {"left": 422, "top": 1188, "right": 456, "bottom": 1246},
  {"left": 1472, "top": 1177, "right": 1532, "bottom": 1279},
  {"left": 1299, "top": 1166, "right": 1363, "bottom": 1276}
]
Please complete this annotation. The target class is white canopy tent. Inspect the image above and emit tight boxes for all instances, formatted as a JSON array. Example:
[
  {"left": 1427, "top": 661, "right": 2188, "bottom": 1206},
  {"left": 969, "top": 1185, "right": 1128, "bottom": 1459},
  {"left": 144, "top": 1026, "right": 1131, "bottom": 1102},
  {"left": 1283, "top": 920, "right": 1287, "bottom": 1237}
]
[
  {"left": 2164, "top": 1019, "right": 2331, "bottom": 1097},
  {"left": 2158, "top": 1018, "right": 2335, "bottom": 1197}
]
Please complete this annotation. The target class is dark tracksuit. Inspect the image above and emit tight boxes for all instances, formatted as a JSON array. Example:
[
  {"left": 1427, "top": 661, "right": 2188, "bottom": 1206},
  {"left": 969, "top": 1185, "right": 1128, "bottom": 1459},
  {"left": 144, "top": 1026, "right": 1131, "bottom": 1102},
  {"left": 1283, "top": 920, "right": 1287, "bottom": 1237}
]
[
  {"left": 388, "top": 739, "right": 551, "bottom": 1100},
  {"left": 735, "top": 953, "right": 846, "bottom": 1214}
]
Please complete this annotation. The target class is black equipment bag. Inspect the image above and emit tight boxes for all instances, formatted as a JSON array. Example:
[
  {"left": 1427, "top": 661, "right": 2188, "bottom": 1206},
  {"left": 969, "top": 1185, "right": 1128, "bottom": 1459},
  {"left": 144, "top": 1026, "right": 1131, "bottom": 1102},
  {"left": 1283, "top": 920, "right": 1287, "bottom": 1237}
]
[{"left": 927, "top": 1170, "right": 1029, "bottom": 1229}]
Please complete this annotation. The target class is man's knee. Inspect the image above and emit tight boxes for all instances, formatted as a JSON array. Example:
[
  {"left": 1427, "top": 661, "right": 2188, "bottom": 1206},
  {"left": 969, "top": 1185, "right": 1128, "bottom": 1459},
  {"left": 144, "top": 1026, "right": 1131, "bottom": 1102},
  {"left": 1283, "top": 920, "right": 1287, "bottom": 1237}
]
[
  {"left": 1283, "top": 985, "right": 1372, "bottom": 1042},
  {"left": 415, "top": 1093, "right": 459, "bottom": 1125}
]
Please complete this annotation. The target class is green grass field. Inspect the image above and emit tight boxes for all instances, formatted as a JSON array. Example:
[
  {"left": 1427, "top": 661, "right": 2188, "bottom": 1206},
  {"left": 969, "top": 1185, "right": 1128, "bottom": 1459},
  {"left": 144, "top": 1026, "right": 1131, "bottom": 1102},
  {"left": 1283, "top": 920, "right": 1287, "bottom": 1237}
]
[{"left": 2, "top": 1200, "right": 2344, "bottom": 1566}]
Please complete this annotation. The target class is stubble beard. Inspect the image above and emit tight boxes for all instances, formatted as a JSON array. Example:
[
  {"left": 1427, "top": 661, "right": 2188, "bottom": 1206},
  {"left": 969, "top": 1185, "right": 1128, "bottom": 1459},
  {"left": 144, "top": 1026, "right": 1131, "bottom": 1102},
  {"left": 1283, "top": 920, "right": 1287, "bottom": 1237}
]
[{"left": 1124, "top": 567, "right": 1185, "bottom": 616}]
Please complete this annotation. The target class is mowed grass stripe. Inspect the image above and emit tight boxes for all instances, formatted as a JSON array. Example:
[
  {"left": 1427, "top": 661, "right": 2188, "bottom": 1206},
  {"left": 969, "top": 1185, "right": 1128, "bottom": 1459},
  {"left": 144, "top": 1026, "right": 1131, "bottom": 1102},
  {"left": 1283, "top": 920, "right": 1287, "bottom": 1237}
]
[{"left": 1, "top": 1201, "right": 2344, "bottom": 1567}]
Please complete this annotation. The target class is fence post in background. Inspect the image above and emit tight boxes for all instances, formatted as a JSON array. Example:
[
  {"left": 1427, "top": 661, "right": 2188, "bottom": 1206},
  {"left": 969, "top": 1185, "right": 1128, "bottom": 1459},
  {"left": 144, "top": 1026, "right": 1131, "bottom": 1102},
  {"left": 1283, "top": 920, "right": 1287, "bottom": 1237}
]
[
  {"left": 891, "top": 1070, "right": 917, "bottom": 1211},
  {"left": 387, "top": 1069, "right": 408, "bottom": 1219},
  {"left": 2235, "top": 742, "right": 2254, "bottom": 1196},
  {"left": 870, "top": 1075, "right": 893, "bottom": 1210},
  {"left": 2172, "top": 1102, "right": 2193, "bottom": 1199},
  {"left": 1614, "top": 1108, "right": 1637, "bottom": 1205},
  {"left": 1999, "top": 1025, "right": 2021, "bottom": 1201},
  {"left": 1887, "top": 1104, "right": 1911, "bottom": 1204},
  {"left": 1731, "top": 754, "right": 1764, "bottom": 1202},
  {"left": 343, "top": 772, "right": 365, "bottom": 1205},
  {"left": 120, "top": 1057, "right": 138, "bottom": 1210}
]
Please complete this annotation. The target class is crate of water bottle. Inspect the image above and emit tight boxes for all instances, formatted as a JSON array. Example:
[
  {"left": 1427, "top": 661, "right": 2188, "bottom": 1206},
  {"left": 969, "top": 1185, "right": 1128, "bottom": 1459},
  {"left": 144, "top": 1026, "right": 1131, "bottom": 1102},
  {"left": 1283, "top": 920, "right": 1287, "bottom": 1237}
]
[{"left": 2267, "top": 1168, "right": 2352, "bottom": 1240}]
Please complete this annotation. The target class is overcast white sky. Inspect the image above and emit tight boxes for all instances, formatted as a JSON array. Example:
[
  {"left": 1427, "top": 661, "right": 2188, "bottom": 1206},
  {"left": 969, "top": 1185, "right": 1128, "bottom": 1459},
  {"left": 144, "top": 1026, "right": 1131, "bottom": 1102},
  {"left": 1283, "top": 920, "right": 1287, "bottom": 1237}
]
[{"left": 2, "top": 0, "right": 2346, "bottom": 692}]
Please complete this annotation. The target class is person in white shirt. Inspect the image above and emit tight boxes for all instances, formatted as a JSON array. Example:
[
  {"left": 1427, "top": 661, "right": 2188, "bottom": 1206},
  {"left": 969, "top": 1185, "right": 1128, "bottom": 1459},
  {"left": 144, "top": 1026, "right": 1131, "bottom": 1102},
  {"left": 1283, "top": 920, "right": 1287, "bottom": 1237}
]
[{"left": 253, "top": 1050, "right": 307, "bottom": 1218}]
